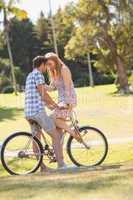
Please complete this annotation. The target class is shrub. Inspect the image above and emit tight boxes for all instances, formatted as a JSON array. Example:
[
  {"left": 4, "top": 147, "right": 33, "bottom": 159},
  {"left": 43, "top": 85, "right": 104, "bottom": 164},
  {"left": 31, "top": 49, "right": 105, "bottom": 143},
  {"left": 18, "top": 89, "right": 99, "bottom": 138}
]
[
  {"left": 75, "top": 74, "right": 89, "bottom": 87},
  {"left": 94, "top": 73, "right": 115, "bottom": 85},
  {"left": 129, "top": 74, "right": 133, "bottom": 86},
  {"left": 75, "top": 72, "right": 115, "bottom": 87},
  {"left": 0, "top": 75, "right": 13, "bottom": 93}
]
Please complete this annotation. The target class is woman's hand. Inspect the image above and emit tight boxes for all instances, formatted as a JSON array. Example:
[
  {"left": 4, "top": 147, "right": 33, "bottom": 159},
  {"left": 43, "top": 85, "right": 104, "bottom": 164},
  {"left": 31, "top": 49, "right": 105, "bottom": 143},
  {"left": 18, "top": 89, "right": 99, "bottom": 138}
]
[
  {"left": 58, "top": 104, "right": 72, "bottom": 111},
  {"left": 44, "top": 84, "right": 56, "bottom": 92},
  {"left": 46, "top": 103, "right": 60, "bottom": 111}
]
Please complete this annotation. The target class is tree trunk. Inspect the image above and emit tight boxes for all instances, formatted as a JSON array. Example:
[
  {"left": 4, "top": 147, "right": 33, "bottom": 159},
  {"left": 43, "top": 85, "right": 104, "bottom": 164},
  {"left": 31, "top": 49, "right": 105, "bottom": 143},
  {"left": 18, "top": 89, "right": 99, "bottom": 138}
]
[
  {"left": 87, "top": 53, "right": 94, "bottom": 87},
  {"left": 97, "top": 1, "right": 130, "bottom": 94},
  {"left": 49, "top": 0, "right": 59, "bottom": 55},
  {"left": 102, "top": 28, "right": 130, "bottom": 93},
  {"left": 115, "top": 55, "right": 130, "bottom": 94},
  {"left": 4, "top": 9, "right": 17, "bottom": 95}
]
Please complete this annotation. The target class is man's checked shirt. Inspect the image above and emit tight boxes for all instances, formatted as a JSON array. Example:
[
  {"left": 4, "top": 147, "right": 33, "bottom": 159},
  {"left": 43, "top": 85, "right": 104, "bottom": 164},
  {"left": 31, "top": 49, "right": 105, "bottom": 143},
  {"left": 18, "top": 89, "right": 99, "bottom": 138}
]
[{"left": 25, "top": 69, "right": 45, "bottom": 117}]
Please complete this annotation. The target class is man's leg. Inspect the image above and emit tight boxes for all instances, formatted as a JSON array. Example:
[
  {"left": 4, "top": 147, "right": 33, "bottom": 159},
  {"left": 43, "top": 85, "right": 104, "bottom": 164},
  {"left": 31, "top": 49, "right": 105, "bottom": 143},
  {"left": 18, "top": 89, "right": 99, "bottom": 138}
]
[
  {"left": 33, "top": 111, "right": 65, "bottom": 168},
  {"left": 32, "top": 131, "right": 41, "bottom": 159},
  {"left": 32, "top": 131, "right": 49, "bottom": 171},
  {"left": 29, "top": 122, "right": 48, "bottom": 171}
]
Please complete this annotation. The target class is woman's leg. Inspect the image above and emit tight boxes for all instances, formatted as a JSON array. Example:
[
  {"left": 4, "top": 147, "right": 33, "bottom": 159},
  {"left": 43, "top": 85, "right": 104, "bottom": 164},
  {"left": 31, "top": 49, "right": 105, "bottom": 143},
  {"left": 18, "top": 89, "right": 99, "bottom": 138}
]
[
  {"left": 56, "top": 127, "right": 64, "bottom": 158},
  {"left": 56, "top": 127, "right": 64, "bottom": 144},
  {"left": 52, "top": 116, "right": 82, "bottom": 142}
]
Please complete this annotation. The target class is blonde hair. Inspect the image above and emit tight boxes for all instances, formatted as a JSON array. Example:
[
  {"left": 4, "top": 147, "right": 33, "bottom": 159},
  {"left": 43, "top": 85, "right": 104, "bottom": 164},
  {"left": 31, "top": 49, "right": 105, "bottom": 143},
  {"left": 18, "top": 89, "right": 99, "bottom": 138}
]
[{"left": 45, "top": 53, "right": 64, "bottom": 79}]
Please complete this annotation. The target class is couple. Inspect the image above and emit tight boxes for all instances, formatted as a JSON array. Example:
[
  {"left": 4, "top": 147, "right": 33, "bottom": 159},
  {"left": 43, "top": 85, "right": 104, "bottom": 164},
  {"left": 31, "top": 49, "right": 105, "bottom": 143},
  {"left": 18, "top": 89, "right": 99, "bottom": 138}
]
[{"left": 25, "top": 53, "right": 80, "bottom": 172}]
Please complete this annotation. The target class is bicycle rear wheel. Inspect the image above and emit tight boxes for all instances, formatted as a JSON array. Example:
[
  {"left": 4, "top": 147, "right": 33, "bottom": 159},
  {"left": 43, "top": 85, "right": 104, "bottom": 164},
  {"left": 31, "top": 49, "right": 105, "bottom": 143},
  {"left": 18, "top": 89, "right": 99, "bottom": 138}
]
[
  {"left": 67, "top": 126, "right": 108, "bottom": 167},
  {"left": 1, "top": 132, "right": 43, "bottom": 175}
]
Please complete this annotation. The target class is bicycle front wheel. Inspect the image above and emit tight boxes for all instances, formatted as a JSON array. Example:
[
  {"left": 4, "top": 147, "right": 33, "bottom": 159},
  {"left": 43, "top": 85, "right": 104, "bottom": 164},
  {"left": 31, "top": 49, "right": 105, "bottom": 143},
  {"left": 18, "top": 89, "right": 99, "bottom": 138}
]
[
  {"left": 67, "top": 126, "right": 108, "bottom": 167},
  {"left": 1, "top": 132, "right": 43, "bottom": 175}
]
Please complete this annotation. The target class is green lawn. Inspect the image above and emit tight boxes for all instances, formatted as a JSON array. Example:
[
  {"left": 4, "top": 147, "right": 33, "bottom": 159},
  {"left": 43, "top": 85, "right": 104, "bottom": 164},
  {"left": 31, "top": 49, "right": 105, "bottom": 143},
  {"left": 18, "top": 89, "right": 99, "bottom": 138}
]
[
  {"left": 0, "top": 163, "right": 133, "bottom": 200},
  {"left": 0, "top": 84, "right": 133, "bottom": 200}
]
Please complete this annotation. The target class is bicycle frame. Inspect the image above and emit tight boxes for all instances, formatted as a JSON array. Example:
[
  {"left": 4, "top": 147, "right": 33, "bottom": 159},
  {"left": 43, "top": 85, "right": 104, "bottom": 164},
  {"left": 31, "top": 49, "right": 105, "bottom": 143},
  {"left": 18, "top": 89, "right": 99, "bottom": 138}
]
[
  {"left": 1, "top": 110, "right": 108, "bottom": 175},
  {"left": 39, "top": 110, "right": 79, "bottom": 146}
]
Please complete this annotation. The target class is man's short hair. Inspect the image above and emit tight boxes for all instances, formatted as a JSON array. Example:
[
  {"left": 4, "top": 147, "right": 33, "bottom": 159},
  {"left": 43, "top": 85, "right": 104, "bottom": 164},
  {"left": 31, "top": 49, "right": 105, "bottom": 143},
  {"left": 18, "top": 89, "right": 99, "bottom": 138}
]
[{"left": 33, "top": 56, "right": 47, "bottom": 69}]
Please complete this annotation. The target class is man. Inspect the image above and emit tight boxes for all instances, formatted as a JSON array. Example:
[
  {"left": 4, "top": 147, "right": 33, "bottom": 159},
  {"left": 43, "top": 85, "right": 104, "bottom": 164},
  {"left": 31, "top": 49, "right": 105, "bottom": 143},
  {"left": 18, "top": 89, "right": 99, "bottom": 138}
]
[{"left": 25, "top": 56, "right": 65, "bottom": 171}]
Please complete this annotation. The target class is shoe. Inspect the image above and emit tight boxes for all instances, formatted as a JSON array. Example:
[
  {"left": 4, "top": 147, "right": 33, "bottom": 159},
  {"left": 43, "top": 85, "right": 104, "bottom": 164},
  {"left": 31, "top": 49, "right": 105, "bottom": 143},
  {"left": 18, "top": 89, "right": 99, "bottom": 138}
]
[
  {"left": 40, "top": 166, "right": 54, "bottom": 173},
  {"left": 57, "top": 164, "right": 77, "bottom": 170},
  {"left": 57, "top": 164, "right": 68, "bottom": 170}
]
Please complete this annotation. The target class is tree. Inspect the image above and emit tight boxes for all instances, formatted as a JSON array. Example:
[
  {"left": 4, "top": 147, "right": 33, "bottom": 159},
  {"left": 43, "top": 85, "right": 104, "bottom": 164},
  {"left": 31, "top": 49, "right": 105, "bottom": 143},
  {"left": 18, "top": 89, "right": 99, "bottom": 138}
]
[
  {"left": 0, "top": 0, "right": 27, "bottom": 94},
  {"left": 35, "top": 11, "right": 49, "bottom": 43},
  {"left": 10, "top": 18, "right": 42, "bottom": 73},
  {"left": 54, "top": 3, "right": 75, "bottom": 47},
  {"left": 65, "top": 0, "right": 133, "bottom": 93},
  {"left": 35, "top": 11, "right": 55, "bottom": 54},
  {"left": 53, "top": 4, "right": 91, "bottom": 84}
]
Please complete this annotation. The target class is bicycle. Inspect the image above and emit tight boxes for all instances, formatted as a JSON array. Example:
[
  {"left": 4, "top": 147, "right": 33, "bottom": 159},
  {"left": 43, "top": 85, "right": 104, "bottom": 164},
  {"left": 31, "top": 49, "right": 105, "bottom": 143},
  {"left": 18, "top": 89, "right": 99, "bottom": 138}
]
[{"left": 1, "top": 111, "right": 108, "bottom": 175}]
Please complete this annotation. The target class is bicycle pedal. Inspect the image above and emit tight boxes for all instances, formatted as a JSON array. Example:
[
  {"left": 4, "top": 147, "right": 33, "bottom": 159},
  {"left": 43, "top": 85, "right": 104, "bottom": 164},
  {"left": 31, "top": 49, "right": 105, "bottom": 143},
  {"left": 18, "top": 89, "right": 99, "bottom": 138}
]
[{"left": 49, "top": 158, "right": 57, "bottom": 163}]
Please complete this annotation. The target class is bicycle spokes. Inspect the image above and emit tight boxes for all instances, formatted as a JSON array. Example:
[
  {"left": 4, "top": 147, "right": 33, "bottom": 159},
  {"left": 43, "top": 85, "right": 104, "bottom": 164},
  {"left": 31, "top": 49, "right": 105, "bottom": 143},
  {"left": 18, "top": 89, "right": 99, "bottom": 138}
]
[
  {"left": 2, "top": 134, "right": 42, "bottom": 175},
  {"left": 67, "top": 127, "right": 108, "bottom": 167}
]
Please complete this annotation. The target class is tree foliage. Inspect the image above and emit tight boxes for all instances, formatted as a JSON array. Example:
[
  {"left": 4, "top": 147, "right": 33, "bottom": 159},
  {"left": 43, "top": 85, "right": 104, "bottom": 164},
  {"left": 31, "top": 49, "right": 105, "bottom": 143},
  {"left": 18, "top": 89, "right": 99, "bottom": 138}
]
[
  {"left": 65, "top": 0, "right": 133, "bottom": 93},
  {"left": 0, "top": 0, "right": 133, "bottom": 93}
]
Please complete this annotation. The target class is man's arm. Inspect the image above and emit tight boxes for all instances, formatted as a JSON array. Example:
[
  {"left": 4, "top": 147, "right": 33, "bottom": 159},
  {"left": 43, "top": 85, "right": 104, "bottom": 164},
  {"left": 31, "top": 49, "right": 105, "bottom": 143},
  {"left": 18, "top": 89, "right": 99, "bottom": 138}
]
[{"left": 37, "top": 84, "right": 58, "bottom": 109}]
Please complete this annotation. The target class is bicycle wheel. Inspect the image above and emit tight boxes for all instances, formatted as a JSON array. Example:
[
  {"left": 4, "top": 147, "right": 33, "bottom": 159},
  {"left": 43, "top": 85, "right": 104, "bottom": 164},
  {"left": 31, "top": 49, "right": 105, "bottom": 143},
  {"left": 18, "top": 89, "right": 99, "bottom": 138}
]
[
  {"left": 67, "top": 126, "right": 108, "bottom": 167},
  {"left": 1, "top": 132, "right": 43, "bottom": 175}
]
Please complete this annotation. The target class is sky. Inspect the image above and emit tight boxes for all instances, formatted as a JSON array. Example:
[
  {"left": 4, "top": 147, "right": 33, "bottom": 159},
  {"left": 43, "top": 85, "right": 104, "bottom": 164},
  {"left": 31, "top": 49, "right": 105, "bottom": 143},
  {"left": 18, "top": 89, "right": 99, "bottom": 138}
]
[{"left": 19, "top": 0, "right": 78, "bottom": 22}]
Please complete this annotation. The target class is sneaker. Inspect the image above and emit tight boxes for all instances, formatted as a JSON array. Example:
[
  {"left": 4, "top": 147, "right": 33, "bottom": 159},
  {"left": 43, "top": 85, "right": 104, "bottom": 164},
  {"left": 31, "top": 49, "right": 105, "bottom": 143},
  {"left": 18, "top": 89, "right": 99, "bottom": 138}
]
[
  {"left": 57, "top": 164, "right": 77, "bottom": 170},
  {"left": 40, "top": 166, "right": 54, "bottom": 173},
  {"left": 57, "top": 164, "right": 68, "bottom": 170}
]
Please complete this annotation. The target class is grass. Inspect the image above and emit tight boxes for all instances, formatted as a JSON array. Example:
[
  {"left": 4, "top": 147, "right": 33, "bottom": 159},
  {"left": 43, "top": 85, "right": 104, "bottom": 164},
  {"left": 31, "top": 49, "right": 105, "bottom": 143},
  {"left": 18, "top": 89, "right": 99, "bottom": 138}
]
[
  {"left": 0, "top": 84, "right": 133, "bottom": 139},
  {"left": 0, "top": 165, "right": 133, "bottom": 200},
  {"left": 0, "top": 84, "right": 133, "bottom": 200}
]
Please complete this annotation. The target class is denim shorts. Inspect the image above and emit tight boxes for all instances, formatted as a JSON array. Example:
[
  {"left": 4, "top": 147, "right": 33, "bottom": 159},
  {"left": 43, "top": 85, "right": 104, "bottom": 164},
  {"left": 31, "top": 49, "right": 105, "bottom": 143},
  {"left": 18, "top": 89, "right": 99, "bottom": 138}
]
[{"left": 27, "top": 111, "right": 56, "bottom": 135}]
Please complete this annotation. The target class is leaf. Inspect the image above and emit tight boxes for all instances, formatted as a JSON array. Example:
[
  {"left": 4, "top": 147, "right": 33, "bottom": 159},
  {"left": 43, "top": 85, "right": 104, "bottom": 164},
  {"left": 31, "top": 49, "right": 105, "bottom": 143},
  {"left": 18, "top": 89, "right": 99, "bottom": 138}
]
[
  {"left": 8, "top": 7, "right": 28, "bottom": 20},
  {"left": 0, "top": 1, "right": 5, "bottom": 9},
  {"left": 8, "top": 0, "right": 19, "bottom": 8}
]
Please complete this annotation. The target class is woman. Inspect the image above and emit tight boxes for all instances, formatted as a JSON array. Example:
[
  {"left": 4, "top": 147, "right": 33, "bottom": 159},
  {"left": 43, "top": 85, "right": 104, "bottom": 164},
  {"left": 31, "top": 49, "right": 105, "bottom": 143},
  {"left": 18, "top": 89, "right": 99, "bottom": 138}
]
[{"left": 45, "top": 53, "right": 81, "bottom": 142}]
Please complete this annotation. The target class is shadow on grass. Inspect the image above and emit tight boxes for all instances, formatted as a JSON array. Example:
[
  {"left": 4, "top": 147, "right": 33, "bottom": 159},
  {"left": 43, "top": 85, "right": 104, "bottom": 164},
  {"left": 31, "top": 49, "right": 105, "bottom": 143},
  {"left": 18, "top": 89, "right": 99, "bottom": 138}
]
[
  {"left": 109, "top": 90, "right": 133, "bottom": 97},
  {"left": 1, "top": 162, "right": 133, "bottom": 200},
  {"left": 0, "top": 172, "right": 129, "bottom": 199},
  {"left": 0, "top": 107, "right": 23, "bottom": 121},
  {"left": 0, "top": 163, "right": 127, "bottom": 179}
]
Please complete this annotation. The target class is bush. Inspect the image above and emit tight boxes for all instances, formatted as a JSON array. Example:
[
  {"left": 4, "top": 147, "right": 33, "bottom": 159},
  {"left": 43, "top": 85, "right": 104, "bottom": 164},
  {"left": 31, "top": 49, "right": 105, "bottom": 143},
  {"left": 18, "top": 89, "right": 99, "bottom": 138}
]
[
  {"left": 0, "top": 60, "right": 26, "bottom": 93},
  {"left": 75, "top": 74, "right": 90, "bottom": 87},
  {"left": 0, "top": 75, "right": 13, "bottom": 93},
  {"left": 129, "top": 74, "right": 133, "bottom": 86},
  {"left": 15, "top": 66, "right": 25, "bottom": 86},
  {"left": 94, "top": 73, "right": 115, "bottom": 85},
  {"left": 74, "top": 72, "right": 115, "bottom": 87}
]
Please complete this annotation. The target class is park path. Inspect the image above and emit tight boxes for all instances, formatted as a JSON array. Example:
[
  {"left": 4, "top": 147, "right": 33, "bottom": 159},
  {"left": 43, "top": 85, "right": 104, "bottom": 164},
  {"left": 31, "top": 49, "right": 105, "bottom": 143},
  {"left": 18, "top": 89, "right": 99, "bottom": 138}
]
[{"left": 108, "top": 136, "right": 133, "bottom": 144}]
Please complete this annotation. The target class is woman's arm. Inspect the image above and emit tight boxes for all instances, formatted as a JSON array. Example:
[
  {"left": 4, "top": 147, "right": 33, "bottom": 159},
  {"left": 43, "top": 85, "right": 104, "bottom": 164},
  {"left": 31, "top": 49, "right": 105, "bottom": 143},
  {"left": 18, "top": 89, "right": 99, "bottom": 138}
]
[
  {"left": 44, "top": 82, "right": 56, "bottom": 92},
  {"left": 61, "top": 67, "right": 72, "bottom": 105}
]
